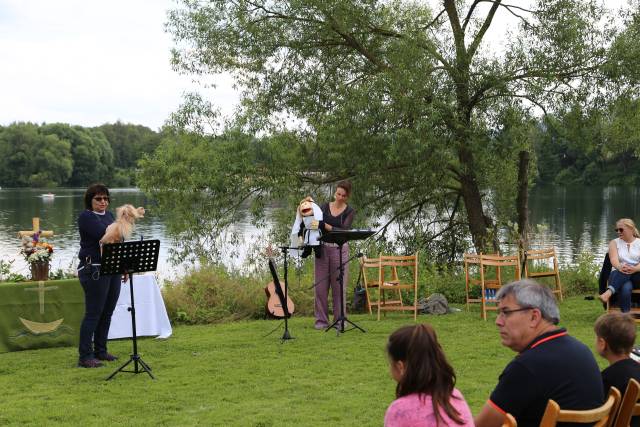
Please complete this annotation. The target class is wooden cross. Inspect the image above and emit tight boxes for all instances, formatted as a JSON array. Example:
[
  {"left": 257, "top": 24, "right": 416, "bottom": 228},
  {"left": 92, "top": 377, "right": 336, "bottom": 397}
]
[
  {"left": 25, "top": 281, "right": 59, "bottom": 314},
  {"left": 18, "top": 217, "right": 54, "bottom": 239}
]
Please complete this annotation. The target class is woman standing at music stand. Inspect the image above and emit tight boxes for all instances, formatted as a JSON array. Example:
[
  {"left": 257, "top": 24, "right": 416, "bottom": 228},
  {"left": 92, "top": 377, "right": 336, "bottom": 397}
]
[
  {"left": 76, "top": 184, "right": 122, "bottom": 368},
  {"left": 314, "top": 180, "right": 355, "bottom": 330}
]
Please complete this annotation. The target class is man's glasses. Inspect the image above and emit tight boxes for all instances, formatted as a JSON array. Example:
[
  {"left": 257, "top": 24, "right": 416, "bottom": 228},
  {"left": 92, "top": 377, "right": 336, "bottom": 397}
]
[
  {"left": 93, "top": 196, "right": 110, "bottom": 202},
  {"left": 615, "top": 228, "right": 624, "bottom": 233},
  {"left": 497, "top": 307, "right": 533, "bottom": 318}
]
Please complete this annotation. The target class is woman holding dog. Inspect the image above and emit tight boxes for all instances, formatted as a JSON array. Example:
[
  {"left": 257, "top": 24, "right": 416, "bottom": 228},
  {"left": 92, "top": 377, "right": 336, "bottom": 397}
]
[
  {"left": 314, "top": 180, "right": 355, "bottom": 329},
  {"left": 76, "top": 183, "right": 121, "bottom": 368}
]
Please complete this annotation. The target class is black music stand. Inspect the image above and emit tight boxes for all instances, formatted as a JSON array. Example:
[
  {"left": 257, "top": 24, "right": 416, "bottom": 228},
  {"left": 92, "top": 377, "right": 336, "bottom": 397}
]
[
  {"left": 101, "top": 239, "right": 160, "bottom": 381},
  {"left": 321, "top": 229, "right": 374, "bottom": 334},
  {"left": 268, "top": 248, "right": 294, "bottom": 342}
]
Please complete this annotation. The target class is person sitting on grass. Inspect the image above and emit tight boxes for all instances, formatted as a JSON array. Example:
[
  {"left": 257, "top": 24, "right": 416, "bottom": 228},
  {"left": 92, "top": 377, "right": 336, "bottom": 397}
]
[
  {"left": 474, "top": 280, "right": 603, "bottom": 427},
  {"left": 384, "top": 323, "right": 474, "bottom": 427},
  {"left": 594, "top": 312, "right": 640, "bottom": 427}
]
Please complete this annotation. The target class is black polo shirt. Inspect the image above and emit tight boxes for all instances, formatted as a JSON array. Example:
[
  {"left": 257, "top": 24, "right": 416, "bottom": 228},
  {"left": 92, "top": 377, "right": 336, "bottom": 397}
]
[
  {"left": 602, "top": 358, "right": 640, "bottom": 427},
  {"left": 489, "top": 328, "right": 604, "bottom": 427}
]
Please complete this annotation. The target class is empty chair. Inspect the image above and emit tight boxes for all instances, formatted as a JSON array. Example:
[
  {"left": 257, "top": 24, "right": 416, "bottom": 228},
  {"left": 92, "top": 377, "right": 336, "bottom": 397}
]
[
  {"left": 464, "top": 252, "right": 500, "bottom": 310},
  {"left": 479, "top": 254, "right": 520, "bottom": 320},
  {"left": 539, "top": 386, "right": 621, "bottom": 427},
  {"left": 524, "top": 248, "right": 563, "bottom": 301},
  {"left": 377, "top": 254, "right": 419, "bottom": 321}
]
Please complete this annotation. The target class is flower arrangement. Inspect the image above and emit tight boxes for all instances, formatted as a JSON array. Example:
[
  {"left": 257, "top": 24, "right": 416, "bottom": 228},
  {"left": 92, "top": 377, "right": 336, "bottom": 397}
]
[{"left": 20, "top": 232, "right": 54, "bottom": 264}]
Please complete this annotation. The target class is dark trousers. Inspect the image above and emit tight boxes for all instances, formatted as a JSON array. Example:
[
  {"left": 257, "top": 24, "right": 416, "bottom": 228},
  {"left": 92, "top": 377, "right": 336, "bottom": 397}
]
[
  {"left": 599, "top": 253, "right": 640, "bottom": 311},
  {"left": 78, "top": 266, "right": 121, "bottom": 361}
]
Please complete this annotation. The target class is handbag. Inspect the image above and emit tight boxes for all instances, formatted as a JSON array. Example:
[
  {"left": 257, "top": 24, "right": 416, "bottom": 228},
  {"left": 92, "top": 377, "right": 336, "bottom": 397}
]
[{"left": 351, "top": 267, "right": 367, "bottom": 313}]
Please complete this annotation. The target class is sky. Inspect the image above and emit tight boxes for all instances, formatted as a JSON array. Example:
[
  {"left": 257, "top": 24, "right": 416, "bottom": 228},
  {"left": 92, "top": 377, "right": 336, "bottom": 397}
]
[
  {"left": 0, "top": 1, "right": 628, "bottom": 131},
  {"left": 0, "top": 0, "right": 238, "bottom": 131}
]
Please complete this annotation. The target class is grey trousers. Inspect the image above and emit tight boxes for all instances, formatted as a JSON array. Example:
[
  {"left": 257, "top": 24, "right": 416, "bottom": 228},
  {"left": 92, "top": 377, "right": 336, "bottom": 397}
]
[{"left": 314, "top": 244, "right": 349, "bottom": 328}]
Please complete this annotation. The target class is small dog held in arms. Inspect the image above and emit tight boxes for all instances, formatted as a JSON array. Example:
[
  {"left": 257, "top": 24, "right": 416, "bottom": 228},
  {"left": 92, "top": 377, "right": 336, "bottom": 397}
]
[{"left": 100, "top": 204, "right": 145, "bottom": 244}]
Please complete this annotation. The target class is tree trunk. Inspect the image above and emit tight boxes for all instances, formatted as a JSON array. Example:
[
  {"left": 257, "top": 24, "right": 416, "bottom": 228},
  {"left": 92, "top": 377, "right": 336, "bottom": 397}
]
[
  {"left": 516, "top": 150, "right": 530, "bottom": 267},
  {"left": 458, "top": 145, "right": 491, "bottom": 252}
]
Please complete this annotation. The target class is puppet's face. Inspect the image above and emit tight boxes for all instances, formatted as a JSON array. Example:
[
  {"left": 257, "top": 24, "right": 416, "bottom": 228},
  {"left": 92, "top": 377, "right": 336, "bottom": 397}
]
[{"left": 298, "top": 197, "right": 314, "bottom": 217}]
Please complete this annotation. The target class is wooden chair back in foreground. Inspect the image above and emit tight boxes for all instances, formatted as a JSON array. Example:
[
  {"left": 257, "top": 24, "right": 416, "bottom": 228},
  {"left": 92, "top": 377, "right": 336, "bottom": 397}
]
[
  {"left": 478, "top": 254, "right": 520, "bottom": 321},
  {"left": 502, "top": 412, "right": 517, "bottom": 427},
  {"left": 377, "top": 254, "right": 419, "bottom": 321},
  {"left": 524, "top": 248, "right": 563, "bottom": 301},
  {"left": 614, "top": 378, "right": 640, "bottom": 427},
  {"left": 539, "top": 386, "right": 621, "bottom": 427}
]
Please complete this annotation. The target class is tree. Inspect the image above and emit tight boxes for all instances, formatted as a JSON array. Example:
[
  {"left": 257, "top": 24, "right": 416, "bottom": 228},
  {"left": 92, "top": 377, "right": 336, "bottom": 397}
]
[
  {"left": 158, "top": 0, "right": 616, "bottom": 256},
  {"left": 40, "top": 123, "right": 114, "bottom": 186}
]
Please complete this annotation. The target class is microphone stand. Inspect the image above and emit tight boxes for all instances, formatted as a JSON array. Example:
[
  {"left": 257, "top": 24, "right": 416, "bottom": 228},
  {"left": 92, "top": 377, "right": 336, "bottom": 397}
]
[{"left": 280, "top": 245, "right": 293, "bottom": 342}]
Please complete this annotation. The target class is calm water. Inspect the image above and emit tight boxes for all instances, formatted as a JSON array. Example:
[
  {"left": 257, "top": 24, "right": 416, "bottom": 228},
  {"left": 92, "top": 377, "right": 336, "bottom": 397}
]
[
  {"left": 1, "top": 186, "right": 639, "bottom": 280},
  {"left": 0, "top": 188, "right": 269, "bottom": 281}
]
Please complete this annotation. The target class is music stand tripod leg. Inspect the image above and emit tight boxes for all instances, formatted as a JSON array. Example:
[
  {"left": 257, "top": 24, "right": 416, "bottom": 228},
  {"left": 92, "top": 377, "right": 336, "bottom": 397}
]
[
  {"left": 106, "top": 273, "right": 155, "bottom": 380},
  {"left": 325, "top": 242, "right": 366, "bottom": 334}
]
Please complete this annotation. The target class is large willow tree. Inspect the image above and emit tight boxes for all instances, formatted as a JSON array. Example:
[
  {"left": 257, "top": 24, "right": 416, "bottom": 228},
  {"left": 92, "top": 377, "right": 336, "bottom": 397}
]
[{"left": 141, "top": 0, "right": 618, "bottom": 263}]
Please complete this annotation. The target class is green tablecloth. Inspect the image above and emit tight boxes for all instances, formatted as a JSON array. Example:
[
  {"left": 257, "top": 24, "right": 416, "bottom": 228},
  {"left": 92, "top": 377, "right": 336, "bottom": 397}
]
[{"left": 0, "top": 279, "right": 84, "bottom": 353}]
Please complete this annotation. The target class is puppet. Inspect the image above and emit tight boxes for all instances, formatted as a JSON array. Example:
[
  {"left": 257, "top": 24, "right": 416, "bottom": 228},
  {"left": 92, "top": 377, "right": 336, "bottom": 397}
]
[{"left": 289, "top": 196, "right": 323, "bottom": 258}]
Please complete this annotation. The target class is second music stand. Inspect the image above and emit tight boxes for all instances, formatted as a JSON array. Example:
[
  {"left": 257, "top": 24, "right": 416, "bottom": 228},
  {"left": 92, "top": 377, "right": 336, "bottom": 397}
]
[
  {"left": 320, "top": 229, "right": 374, "bottom": 334},
  {"left": 100, "top": 239, "right": 160, "bottom": 381}
]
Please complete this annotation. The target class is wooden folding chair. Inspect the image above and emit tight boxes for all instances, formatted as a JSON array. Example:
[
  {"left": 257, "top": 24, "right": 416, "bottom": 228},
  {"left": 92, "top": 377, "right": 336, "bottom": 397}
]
[
  {"left": 614, "top": 378, "right": 640, "bottom": 427},
  {"left": 360, "top": 256, "right": 401, "bottom": 315},
  {"left": 539, "top": 386, "right": 621, "bottom": 427},
  {"left": 524, "top": 248, "right": 563, "bottom": 301},
  {"left": 377, "top": 254, "right": 419, "bottom": 321},
  {"left": 502, "top": 413, "right": 517, "bottom": 427},
  {"left": 479, "top": 254, "right": 520, "bottom": 320},
  {"left": 464, "top": 252, "right": 499, "bottom": 310}
]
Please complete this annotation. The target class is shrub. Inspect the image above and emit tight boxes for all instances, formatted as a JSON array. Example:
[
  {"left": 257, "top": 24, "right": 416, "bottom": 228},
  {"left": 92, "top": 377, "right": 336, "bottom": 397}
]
[{"left": 559, "top": 251, "right": 599, "bottom": 296}]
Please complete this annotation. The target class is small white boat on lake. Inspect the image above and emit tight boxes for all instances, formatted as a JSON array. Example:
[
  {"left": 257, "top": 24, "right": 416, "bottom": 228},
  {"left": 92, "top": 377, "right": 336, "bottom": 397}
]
[{"left": 41, "top": 193, "right": 55, "bottom": 200}]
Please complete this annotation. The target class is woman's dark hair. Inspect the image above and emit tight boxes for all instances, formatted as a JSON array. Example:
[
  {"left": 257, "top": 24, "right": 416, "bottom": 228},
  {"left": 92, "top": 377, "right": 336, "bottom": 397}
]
[
  {"left": 83, "top": 183, "right": 110, "bottom": 210},
  {"left": 336, "top": 180, "right": 352, "bottom": 196},
  {"left": 387, "top": 324, "right": 464, "bottom": 426}
]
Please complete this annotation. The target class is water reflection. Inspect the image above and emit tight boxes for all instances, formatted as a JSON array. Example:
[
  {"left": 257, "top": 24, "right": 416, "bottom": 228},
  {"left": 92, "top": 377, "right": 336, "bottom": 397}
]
[{"left": 1, "top": 186, "right": 639, "bottom": 280}]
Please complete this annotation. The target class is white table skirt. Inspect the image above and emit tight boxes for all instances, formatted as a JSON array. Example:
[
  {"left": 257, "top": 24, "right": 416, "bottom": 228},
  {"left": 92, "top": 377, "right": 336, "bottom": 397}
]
[{"left": 108, "top": 274, "right": 172, "bottom": 339}]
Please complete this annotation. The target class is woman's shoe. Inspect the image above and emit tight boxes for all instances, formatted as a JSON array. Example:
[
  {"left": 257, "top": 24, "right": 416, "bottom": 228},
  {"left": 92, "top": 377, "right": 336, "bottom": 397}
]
[
  {"left": 96, "top": 353, "right": 118, "bottom": 361},
  {"left": 78, "top": 358, "right": 103, "bottom": 368}
]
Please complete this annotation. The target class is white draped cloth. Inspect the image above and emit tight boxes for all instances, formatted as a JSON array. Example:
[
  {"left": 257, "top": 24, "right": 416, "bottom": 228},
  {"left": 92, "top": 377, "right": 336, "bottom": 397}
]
[{"left": 108, "top": 274, "right": 172, "bottom": 339}]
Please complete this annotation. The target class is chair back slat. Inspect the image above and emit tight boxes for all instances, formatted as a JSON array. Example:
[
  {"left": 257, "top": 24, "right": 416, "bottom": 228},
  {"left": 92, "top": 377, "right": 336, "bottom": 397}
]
[
  {"left": 540, "top": 387, "right": 621, "bottom": 427},
  {"left": 614, "top": 378, "right": 640, "bottom": 427}
]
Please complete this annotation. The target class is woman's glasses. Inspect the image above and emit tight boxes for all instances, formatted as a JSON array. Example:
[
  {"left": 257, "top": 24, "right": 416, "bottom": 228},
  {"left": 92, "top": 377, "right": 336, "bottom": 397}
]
[
  {"left": 93, "top": 196, "right": 110, "bottom": 202},
  {"left": 615, "top": 228, "right": 624, "bottom": 233}
]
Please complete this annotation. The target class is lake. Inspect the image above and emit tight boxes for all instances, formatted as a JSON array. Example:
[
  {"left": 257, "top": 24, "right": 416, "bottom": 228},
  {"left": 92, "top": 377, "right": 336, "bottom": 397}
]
[{"left": 1, "top": 186, "right": 638, "bottom": 281}]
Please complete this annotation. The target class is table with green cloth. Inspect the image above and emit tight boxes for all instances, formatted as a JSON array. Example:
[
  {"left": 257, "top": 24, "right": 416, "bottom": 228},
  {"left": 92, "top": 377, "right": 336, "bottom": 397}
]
[{"left": 0, "top": 279, "right": 84, "bottom": 353}]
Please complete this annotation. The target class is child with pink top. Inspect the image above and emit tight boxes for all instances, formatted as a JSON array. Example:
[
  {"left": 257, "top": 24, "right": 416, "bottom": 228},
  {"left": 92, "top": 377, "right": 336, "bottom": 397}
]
[{"left": 384, "top": 324, "right": 474, "bottom": 427}]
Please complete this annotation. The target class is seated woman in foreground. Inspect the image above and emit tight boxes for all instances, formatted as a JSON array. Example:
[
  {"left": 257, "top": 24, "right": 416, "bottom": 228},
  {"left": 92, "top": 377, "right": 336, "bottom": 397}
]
[
  {"left": 384, "top": 324, "right": 474, "bottom": 427},
  {"left": 599, "top": 218, "right": 640, "bottom": 313}
]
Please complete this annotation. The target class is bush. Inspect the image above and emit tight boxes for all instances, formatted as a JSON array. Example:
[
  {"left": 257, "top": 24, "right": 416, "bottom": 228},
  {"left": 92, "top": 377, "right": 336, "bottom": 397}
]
[
  {"left": 161, "top": 263, "right": 318, "bottom": 324},
  {"left": 559, "top": 251, "right": 599, "bottom": 296}
]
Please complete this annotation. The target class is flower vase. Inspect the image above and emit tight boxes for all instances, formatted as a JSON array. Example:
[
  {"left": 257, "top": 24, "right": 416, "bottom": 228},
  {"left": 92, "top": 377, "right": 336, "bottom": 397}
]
[{"left": 31, "top": 261, "right": 50, "bottom": 281}]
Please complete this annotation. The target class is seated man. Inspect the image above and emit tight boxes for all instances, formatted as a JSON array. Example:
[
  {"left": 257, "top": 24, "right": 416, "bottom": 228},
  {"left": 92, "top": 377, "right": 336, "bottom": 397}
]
[{"left": 474, "top": 280, "right": 604, "bottom": 427}]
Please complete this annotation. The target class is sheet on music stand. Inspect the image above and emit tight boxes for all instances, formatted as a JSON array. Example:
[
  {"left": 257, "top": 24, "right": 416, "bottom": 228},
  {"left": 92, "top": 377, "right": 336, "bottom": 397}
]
[{"left": 108, "top": 274, "right": 172, "bottom": 339}]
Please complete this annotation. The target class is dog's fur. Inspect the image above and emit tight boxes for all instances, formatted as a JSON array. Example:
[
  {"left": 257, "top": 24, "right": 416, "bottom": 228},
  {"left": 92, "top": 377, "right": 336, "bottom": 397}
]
[{"left": 100, "top": 204, "right": 145, "bottom": 244}]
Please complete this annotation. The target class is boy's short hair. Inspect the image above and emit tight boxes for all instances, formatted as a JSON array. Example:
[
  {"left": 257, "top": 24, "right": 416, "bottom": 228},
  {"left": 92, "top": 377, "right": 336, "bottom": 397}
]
[{"left": 594, "top": 313, "right": 637, "bottom": 355}]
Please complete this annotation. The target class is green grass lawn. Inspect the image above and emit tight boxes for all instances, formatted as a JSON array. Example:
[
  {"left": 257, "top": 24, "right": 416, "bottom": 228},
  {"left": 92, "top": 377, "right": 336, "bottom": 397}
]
[{"left": 0, "top": 296, "right": 611, "bottom": 426}]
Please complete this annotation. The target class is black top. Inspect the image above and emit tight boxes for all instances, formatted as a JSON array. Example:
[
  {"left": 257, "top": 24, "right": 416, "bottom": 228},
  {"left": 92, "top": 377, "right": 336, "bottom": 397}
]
[
  {"left": 602, "top": 358, "right": 640, "bottom": 427},
  {"left": 490, "top": 328, "right": 604, "bottom": 427},
  {"left": 319, "top": 203, "right": 354, "bottom": 232},
  {"left": 78, "top": 210, "right": 115, "bottom": 264}
]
